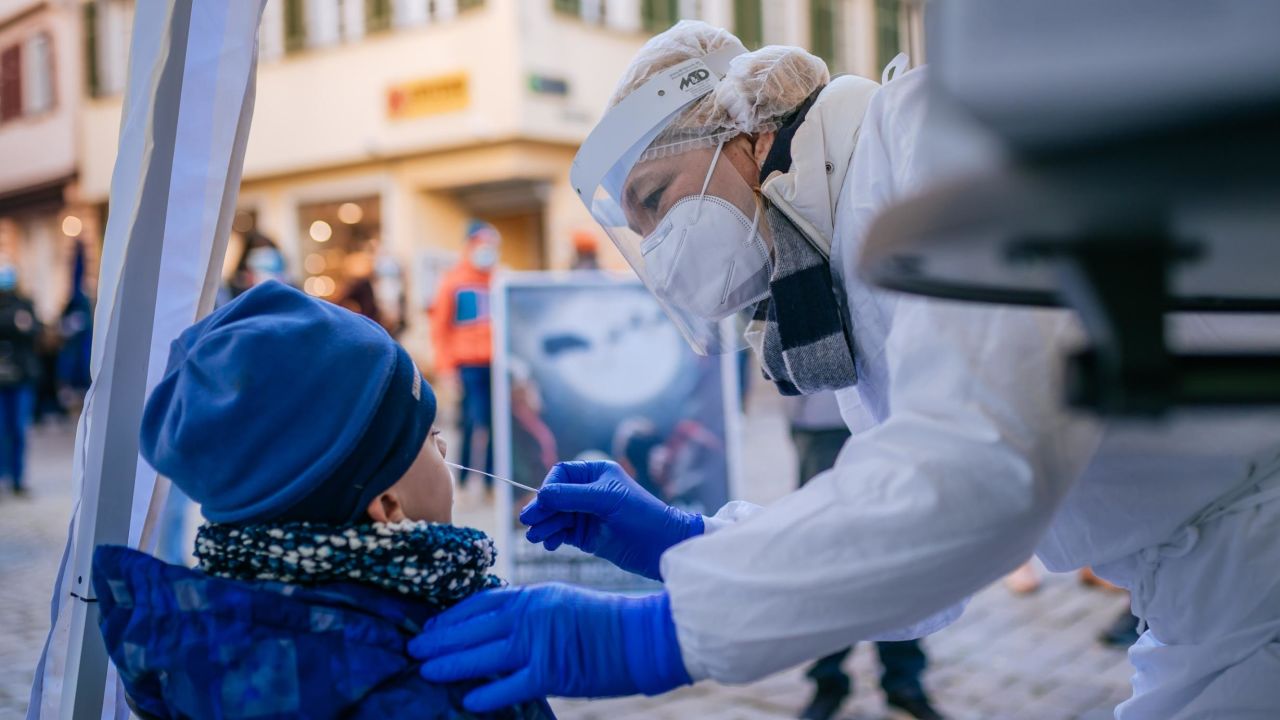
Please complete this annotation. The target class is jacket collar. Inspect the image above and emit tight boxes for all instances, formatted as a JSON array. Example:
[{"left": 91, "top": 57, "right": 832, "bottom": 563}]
[{"left": 759, "top": 74, "right": 880, "bottom": 258}]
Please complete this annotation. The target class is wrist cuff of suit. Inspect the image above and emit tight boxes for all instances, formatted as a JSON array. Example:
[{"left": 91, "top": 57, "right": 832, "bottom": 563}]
[{"left": 622, "top": 592, "right": 693, "bottom": 695}]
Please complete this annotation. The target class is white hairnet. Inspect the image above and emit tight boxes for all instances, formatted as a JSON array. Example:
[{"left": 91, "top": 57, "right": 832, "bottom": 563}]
[
  {"left": 609, "top": 21, "right": 831, "bottom": 161},
  {"left": 714, "top": 44, "right": 831, "bottom": 134}
]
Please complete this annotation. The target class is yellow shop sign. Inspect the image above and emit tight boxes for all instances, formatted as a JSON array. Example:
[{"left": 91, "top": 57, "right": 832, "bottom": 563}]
[{"left": 387, "top": 72, "right": 469, "bottom": 119}]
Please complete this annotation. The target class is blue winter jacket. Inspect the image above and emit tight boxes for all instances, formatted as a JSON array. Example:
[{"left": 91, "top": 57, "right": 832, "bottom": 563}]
[{"left": 92, "top": 545, "right": 556, "bottom": 720}]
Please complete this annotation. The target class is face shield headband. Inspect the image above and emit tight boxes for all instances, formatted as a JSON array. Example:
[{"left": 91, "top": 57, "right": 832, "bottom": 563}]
[{"left": 570, "top": 44, "right": 745, "bottom": 204}]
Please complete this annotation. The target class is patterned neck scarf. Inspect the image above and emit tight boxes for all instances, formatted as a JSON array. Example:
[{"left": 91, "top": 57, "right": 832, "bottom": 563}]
[
  {"left": 745, "top": 90, "right": 858, "bottom": 396},
  {"left": 195, "top": 520, "right": 503, "bottom": 610},
  {"left": 746, "top": 204, "right": 858, "bottom": 396}
]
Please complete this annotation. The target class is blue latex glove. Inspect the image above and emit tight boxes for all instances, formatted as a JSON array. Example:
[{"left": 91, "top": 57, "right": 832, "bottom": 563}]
[
  {"left": 520, "top": 461, "right": 704, "bottom": 581},
  {"left": 409, "top": 584, "right": 692, "bottom": 712}
]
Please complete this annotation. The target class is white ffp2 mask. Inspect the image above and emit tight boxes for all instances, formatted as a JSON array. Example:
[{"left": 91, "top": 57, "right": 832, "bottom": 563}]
[
  {"left": 641, "top": 193, "right": 770, "bottom": 321},
  {"left": 638, "top": 139, "right": 770, "bottom": 321}
]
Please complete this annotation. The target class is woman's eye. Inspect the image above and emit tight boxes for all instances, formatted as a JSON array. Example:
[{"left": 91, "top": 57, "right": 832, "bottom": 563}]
[{"left": 642, "top": 186, "right": 664, "bottom": 213}]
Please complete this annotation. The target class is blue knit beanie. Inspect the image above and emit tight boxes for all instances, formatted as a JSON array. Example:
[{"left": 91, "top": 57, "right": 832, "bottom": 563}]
[{"left": 140, "top": 281, "right": 437, "bottom": 525}]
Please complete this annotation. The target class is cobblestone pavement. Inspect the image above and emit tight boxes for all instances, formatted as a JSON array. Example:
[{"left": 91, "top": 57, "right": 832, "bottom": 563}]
[
  {"left": 1, "top": 421, "right": 77, "bottom": 719},
  {"left": 2, "top": 386, "right": 1134, "bottom": 719}
]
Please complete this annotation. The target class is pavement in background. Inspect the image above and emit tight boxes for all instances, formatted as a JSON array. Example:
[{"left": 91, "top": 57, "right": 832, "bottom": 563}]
[{"left": 1, "top": 384, "right": 1133, "bottom": 719}]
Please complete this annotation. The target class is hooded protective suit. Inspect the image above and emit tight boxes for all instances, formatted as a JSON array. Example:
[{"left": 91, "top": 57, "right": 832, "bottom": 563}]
[
  {"left": 413, "top": 23, "right": 1280, "bottom": 719},
  {"left": 658, "top": 66, "right": 1280, "bottom": 720}
]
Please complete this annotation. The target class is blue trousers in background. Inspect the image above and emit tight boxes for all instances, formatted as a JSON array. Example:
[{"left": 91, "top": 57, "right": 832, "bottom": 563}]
[
  {"left": 458, "top": 364, "right": 493, "bottom": 488},
  {"left": 0, "top": 385, "right": 34, "bottom": 491}
]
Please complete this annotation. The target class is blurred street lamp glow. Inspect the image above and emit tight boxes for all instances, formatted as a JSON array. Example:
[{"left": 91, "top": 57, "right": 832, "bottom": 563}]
[
  {"left": 309, "top": 220, "right": 333, "bottom": 243},
  {"left": 304, "top": 252, "right": 327, "bottom": 274},
  {"left": 337, "top": 202, "right": 364, "bottom": 225},
  {"left": 62, "top": 216, "right": 83, "bottom": 237}
]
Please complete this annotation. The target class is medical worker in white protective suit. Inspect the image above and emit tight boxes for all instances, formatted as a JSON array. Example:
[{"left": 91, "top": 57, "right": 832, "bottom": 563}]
[{"left": 409, "top": 22, "right": 1280, "bottom": 719}]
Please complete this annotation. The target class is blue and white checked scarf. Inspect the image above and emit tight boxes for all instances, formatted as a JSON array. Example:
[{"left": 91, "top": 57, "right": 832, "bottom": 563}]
[{"left": 195, "top": 520, "right": 503, "bottom": 610}]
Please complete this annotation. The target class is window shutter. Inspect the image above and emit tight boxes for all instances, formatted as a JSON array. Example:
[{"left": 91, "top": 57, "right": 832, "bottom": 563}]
[
  {"left": 0, "top": 45, "right": 22, "bottom": 122},
  {"left": 810, "top": 0, "right": 836, "bottom": 68},
  {"left": 553, "top": 0, "right": 582, "bottom": 16},
  {"left": 642, "top": 0, "right": 679, "bottom": 32},
  {"left": 733, "top": 0, "right": 762, "bottom": 48},
  {"left": 366, "top": 0, "right": 393, "bottom": 33},
  {"left": 875, "top": 0, "right": 901, "bottom": 72},
  {"left": 83, "top": 2, "right": 100, "bottom": 96},
  {"left": 285, "top": 0, "right": 308, "bottom": 53}
]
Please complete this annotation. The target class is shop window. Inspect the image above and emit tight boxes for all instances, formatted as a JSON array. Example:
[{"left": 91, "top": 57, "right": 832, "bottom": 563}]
[
  {"left": 24, "top": 33, "right": 55, "bottom": 116},
  {"left": 733, "top": 0, "right": 762, "bottom": 48},
  {"left": 297, "top": 197, "right": 387, "bottom": 326},
  {"left": 809, "top": 0, "right": 836, "bottom": 68},
  {"left": 0, "top": 45, "right": 21, "bottom": 123},
  {"left": 366, "top": 0, "right": 394, "bottom": 32},
  {"left": 642, "top": 0, "right": 678, "bottom": 33},
  {"left": 875, "top": 0, "right": 902, "bottom": 72}
]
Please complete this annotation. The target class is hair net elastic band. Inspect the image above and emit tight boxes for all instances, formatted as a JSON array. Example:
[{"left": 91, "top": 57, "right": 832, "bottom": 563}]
[{"left": 638, "top": 128, "right": 741, "bottom": 163}]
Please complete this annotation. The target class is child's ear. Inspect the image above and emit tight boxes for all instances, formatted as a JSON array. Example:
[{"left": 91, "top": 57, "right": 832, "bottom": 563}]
[{"left": 366, "top": 490, "right": 406, "bottom": 524}]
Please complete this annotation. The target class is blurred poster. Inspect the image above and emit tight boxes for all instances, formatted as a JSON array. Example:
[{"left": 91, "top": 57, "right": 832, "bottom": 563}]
[{"left": 492, "top": 273, "right": 741, "bottom": 591}]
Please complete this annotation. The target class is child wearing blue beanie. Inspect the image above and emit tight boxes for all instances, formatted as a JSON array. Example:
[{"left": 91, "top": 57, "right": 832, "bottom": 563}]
[{"left": 91, "top": 281, "right": 553, "bottom": 720}]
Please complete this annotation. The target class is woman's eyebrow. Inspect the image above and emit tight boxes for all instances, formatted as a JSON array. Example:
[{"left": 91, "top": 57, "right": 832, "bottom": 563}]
[{"left": 624, "top": 163, "right": 663, "bottom": 202}]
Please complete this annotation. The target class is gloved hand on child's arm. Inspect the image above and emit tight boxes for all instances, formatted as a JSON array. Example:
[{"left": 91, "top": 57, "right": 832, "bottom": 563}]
[{"left": 410, "top": 584, "right": 691, "bottom": 712}]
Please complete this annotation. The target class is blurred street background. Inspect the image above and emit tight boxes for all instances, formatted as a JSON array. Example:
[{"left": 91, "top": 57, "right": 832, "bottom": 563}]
[{"left": 2, "top": 1, "right": 1140, "bottom": 718}]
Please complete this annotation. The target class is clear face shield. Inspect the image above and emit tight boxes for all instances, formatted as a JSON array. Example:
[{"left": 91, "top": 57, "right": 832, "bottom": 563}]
[{"left": 571, "top": 48, "right": 769, "bottom": 355}]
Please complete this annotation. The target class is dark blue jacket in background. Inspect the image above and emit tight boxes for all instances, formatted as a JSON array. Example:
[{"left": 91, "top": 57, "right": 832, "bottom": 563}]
[{"left": 92, "top": 545, "right": 555, "bottom": 720}]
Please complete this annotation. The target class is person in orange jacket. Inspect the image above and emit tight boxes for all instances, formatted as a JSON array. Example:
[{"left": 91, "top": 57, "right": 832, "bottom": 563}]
[
  {"left": 430, "top": 221, "right": 499, "bottom": 489},
  {"left": 570, "top": 229, "right": 601, "bottom": 270}
]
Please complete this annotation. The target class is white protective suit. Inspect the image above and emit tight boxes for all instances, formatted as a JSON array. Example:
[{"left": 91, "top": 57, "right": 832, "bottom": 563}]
[{"left": 659, "top": 68, "right": 1280, "bottom": 719}]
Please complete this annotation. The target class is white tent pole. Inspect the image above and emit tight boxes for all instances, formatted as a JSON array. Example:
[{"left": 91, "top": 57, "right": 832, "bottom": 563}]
[
  {"left": 60, "top": 3, "right": 193, "bottom": 717},
  {"left": 26, "top": 2, "right": 267, "bottom": 717}
]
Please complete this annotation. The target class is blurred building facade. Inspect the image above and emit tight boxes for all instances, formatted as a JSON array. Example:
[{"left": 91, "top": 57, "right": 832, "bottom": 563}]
[
  {"left": 15, "top": 0, "right": 922, "bottom": 365},
  {"left": 0, "top": 0, "right": 98, "bottom": 323}
]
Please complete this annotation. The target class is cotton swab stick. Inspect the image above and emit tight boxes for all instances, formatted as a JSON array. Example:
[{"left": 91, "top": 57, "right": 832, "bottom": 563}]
[{"left": 445, "top": 461, "right": 540, "bottom": 493}]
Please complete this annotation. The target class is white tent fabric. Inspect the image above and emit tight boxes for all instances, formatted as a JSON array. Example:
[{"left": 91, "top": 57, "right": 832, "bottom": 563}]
[{"left": 27, "top": 2, "right": 266, "bottom": 718}]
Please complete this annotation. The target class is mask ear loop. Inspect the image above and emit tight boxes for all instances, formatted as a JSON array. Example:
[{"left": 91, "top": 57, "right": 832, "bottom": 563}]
[
  {"left": 692, "top": 139, "right": 726, "bottom": 223},
  {"left": 746, "top": 200, "right": 770, "bottom": 280},
  {"left": 746, "top": 200, "right": 762, "bottom": 246}
]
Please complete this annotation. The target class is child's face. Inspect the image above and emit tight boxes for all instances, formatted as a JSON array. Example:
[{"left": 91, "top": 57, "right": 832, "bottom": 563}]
[{"left": 369, "top": 428, "right": 453, "bottom": 524}]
